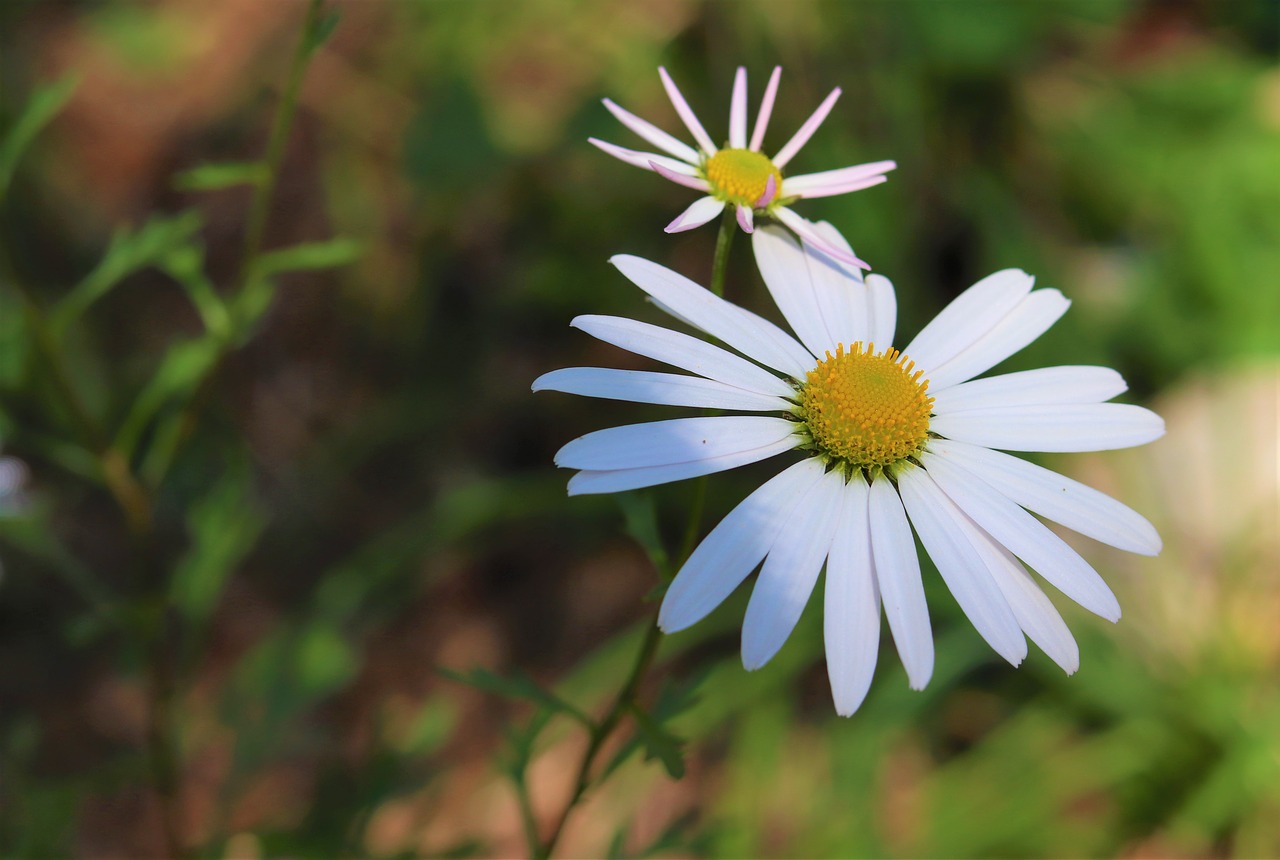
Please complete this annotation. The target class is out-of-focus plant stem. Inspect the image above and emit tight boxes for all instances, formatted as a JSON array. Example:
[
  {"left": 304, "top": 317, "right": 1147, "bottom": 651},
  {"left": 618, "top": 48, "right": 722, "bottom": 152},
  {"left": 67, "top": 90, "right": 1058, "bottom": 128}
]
[
  {"left": 9, "top": 277, "right": 183, "bottom": 857},
  {"left": 535, "top": 620, "right": 663, "bottom": 860},
  {"left": 709, "top": 207, "right": 736, "bottom": 297},
  {"left": 149, "top": 0, "right": 326, "bottom": 491},
  {"left": 239, "top": 0, "right": 324, "bottom": 285}
]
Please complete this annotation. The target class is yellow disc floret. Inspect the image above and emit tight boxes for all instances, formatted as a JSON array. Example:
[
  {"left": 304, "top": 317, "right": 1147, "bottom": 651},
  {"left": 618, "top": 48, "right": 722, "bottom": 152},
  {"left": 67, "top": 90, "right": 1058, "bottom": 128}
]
[
  {"left": 798, "top": 342, "right": 934, "bottom": 473},
  {"left": 703, "top": 148, "right": 783, "bottom": 207}
]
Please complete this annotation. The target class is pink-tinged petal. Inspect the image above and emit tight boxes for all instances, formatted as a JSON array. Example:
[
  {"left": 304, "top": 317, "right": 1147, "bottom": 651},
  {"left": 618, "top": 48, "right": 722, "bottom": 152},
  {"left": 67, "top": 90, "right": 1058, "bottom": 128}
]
[
  {"left": 588, "top": 139, "right": 704, "bottom": 181},
  {"left": 659, "top": 67, "right": 718, "bottom": 155},
  {"left": 601, "top": 98, "right": 701, "bottom": 164},
  {"left": 773, "top": 87, "right": 841, "bottom": 168},
  {"left": 665, "top": 196, "right": 725, "bottom": 233},
  {"left": 785, "top": 174, "right": 888, "bottom": 200},
  {"left": 775, "top": 207, "right": 870, "bottom": 270},
  {"left": 649, "top": 160, "right": 712, "bottom": 191},
  {"left": 783, "top": 161, "right": 897, "bottom": 195},
  {"left": 755, "top": 173, "right": 778, "bottom": 208},
  {"left": 729, "top": 67, "right": 748, "bottom": 149},
  {"left": 736, "top": 204, "right": 755, "bottom": 233},
  {"left": 749, "top": 66, "right": 782, "bottom": 152}
]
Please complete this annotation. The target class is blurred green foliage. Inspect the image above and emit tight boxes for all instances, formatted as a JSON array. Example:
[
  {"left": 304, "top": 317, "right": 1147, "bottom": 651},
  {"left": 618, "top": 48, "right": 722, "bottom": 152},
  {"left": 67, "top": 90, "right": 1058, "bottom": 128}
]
[{"left": 0, "top": 0, "right": 1277, "bottom": 857}]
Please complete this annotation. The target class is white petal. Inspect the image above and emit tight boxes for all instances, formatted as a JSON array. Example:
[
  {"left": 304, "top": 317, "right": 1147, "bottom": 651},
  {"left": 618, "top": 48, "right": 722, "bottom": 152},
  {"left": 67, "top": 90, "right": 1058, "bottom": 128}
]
[
  {"left": 660, "top": 459, "right": 826, "bottom": 631},
  {"left": 749, "top": 66, "right": 782, "bottom": 152},
  {"left": 930, "top": 403, "right": 1166, "bottom": 452},
  {"left": 571, "top": 315, "right": 795, "bottom": 398},
  {"left": 665, "top": 196, "right": 725, "bottom": 233},
  {"left": 736, "top": 203, "right": 754, "bottom": 233},
  {"left": 649, "top": 159, "right": 713, "bottom": 191},
  {"left": 555, "top": 415, "right": 796, "bottom": 470},
  {"left": 783, "top": 160, "right": 897, "bottom": 198},
  {"left": 729, "top": 67, "right": 748, "bottom": 149},
  {"left": 897, "top": 467, "right": 1027, "bottom": 666},
  {"left": 931, "top": 366, "right": 1128, "bottom": 414},
  {"left": 659, "top": 67, "right": 718, "bottom": 155},
  {"left": 865, "top": 273, "right": 897, "bottom": 350},
  {"left": 903, "top": 269, "right": 1034, "bottom": 374},
  {"left": 956, "top": 514, "right": 1080, "bottom": 674},
  {"left": 923, "top": 290, "right": 1070, "bottom": 391},
  {"left": 532, "top": 367, "right": 790, "bottom": 411},
  {"left": 868, "top": 477, "right": 934, "bottom": 689},
  {"left": 610, "top": 255, "right": 815, "bottom": 379},
  {"left": 774, "top": 207, "right": 869, "bottom": 269},
  {"left": 784, "top": 174, "right": 888, "bottom": 200},
  {"left": 773, "top": 87, "right": 841, "bottom": 168},
  {"left": 921, "top": 451, "right": 1121, "bottom": 621},
  {"left": 824, "top": 477, "right": 881, "bottom": 716},
  {"left": 601, "top": 98, "right": 701, "bottom": 164},
  {"left": 742, "top": 468, "right": 846, "bottom": 670},
  {"left": 752, "top": 224, "right": 845, "bottom": 356},
  {"left": 926, "top": 438, "right": 1161, "bottom": 556},
  {"left": 800, "top": 221, "right": 870, "bottom": 345},
  {"left": 566, "top": 434, "right": 797, "bottom": 495},
  {"left": 587, "top": 138, "right": 702, "bottom": 179}
]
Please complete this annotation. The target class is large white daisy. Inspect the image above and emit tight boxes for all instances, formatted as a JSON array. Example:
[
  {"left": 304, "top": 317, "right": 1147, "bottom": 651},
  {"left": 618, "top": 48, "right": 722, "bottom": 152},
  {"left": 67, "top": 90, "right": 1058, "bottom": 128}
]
[
  {"left": 534, "top": 226, "right": 1164, "bottom": 715},
  {"left": 591, "top": 66, "right": 895, "bottom": 270}
]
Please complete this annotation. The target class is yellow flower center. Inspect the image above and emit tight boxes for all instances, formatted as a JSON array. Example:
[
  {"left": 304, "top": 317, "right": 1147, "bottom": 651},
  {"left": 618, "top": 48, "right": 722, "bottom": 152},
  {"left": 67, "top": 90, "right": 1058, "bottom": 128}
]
[
  {"left": 703, "top": 148, "right": 783, "bottom": 207},
  {"left": 798, "top": 342, "right": 934, "bottom": 473}
]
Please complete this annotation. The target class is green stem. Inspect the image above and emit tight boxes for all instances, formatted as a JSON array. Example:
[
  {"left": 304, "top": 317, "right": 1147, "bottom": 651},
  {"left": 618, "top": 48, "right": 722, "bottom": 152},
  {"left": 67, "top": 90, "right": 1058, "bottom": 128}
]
[
  {"left": 239, "top": 0, "right": 325, "bottom": 288},
  {"left": 709, "top": 207, "right": 736, "bottom": 297},
  {"left": 536, "top": 620, "right": 663, "bottom": 860},
  {"left": 147, "top": 0, "right": 326, "bottom": 492}
]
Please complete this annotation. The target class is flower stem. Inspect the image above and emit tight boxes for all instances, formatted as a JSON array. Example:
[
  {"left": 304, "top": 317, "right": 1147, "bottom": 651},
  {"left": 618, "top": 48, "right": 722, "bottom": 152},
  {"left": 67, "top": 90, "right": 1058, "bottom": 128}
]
[
  {"left": 709, "top": 207, "right": 736, "bottom": 297},
  {"left": 240, "top": 0, "right": 325, "bottom": 285},
  {"left": 535, "top": 620, "right": 663, "bottom": 860}
]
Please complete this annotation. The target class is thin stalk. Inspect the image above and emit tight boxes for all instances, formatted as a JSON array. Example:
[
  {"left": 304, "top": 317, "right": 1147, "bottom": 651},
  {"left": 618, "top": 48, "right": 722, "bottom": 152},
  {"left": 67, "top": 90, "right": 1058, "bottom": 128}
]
[
  {"left": 239, "top": 0, "right": 325, "bottom": 286},
  {"left": 535, "top": 620, "right": 663, "bottom": 860},
  {"left": 148, "top": 0, "right": 326, "bottom": 491},
  {"left": 708, "top": 207, "right": 736, "bottom": 297}
]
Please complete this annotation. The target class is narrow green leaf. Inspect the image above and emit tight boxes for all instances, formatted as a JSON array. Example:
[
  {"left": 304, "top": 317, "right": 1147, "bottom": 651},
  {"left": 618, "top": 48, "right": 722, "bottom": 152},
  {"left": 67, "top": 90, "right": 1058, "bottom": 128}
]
[
  {"left": 439, "top": 667, "right": 592, "bottom": 727},
  {"left": 169, "top": 466, "right": 266, "bottom": 624},
  {"left": 113, "top": 336, "right": 221, "bottom": 458},
  {"left": 629, "top": 701, "right": 686, "bottom": 779},
  {"left": 52, "top": 210, "right": 204, "bottom": 330},
  {"left": 0, "top": 74, "right": 79, "bottom": 200},
  {"left": 160, "top": 243, "right": 230, "bottom": 337},
  {"left": 307, "top": 8, "right": 342, "bottom": 55},
  {"left": 252, "top": 237, "right": 363, "bottom": 277},
  {"left": 616, "top": 492, "right": 669, "bottom": 574},
  {"left": 171, "top": 161, "right": 266, "bottom": 191}
]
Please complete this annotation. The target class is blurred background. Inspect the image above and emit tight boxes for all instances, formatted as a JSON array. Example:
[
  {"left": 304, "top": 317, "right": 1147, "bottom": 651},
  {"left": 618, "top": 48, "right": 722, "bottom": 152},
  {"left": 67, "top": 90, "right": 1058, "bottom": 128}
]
[{"left": 0, "top": 0, "right": 1278, "bottom": 857}]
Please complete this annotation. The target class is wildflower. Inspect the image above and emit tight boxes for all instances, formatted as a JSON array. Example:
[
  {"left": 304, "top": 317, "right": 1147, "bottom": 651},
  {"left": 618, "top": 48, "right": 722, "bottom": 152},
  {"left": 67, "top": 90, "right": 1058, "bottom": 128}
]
[
  {"left": 534, "top": 227, "right": 1163, "bottom": 715},
  {"left": 591, "top": 67, "right": 894, "bottom": 269}
]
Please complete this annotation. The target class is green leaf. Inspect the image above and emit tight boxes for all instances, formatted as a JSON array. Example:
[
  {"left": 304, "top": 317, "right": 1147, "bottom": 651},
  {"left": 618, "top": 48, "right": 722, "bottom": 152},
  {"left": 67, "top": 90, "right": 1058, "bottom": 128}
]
[
  {"left": 439, "top": 667, "right": 592, "bottom": 727},
  {"left": 252, "top": 237, "right": 364, "bottom": 278},
  {"left": 171, "top": 161, "right": 266, "bottom": 191},
  {"left": 0, "top": 287, "right": 29, "bottom": 388},
  {"left": 629, "top": 701, "right": 686, "bottom": 779},
  {"left": 296, "top": 624, "right": 358, "bottom": 697},
  {"left": 160, "top": 243, "right": 230, "bottom": 336},
  {"left": 51, "top": 210, "right": 204, "bottom": 330},
  {"left": 113, "top": 335, "right": 221, "bottom": 459},
  {"left": 306, "top": 8, "right": 342, "bottom": 55},
  {"left": 0, "top": 74, "right": 79, "bottom": 201},
  {"left": 616, "top": 492, "right": 669, "bottom": 574},
  {"left": 169, "top": 465, "right": 266, "bottom": 624}
]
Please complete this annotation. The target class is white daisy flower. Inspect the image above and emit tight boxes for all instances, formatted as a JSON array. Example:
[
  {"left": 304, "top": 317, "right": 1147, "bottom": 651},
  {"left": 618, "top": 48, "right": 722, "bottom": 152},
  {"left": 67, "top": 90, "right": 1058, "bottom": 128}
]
[
  {"left": 534, "top": 226, "right": 1165, "bottom": 715},
  {"left": 591, "top": 66, "right": 895, "bottom": 270}
]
